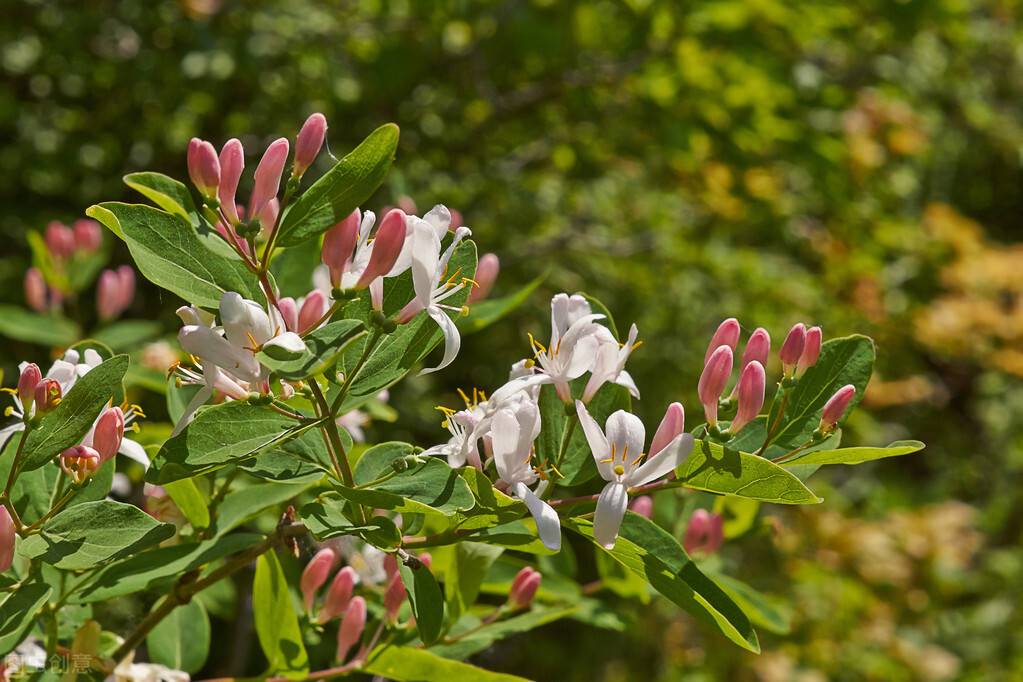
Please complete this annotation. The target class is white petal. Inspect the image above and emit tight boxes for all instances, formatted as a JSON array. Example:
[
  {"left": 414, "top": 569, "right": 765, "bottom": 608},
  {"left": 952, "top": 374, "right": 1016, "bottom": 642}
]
[
  {"left": 178, "top": 326, "right": 259, "bottom": 382},
  {"left": 0, "top": 423, "right": 25, "bottom": 451},
  {"left": 409, "top": 220, "right": 442, "bottom": 305},
  {"left": 419, "top": 306, "right": 461, "bottom": 375},
  {"left": 615, "top": 370, "right": 641, "bottom": 399},
  {"left": 424, "top": 204, "right": 452, "bottom": 237},
  {"left": 264, "top": 331, "right": 306, "bottom": 355},
  {"left": 575, "top": 400, "right": 613, "bottom": 481},
  {"left": 605, "top": 410, "right": 645, "bottom": 465},
  {"left": 171, "top": 380, "right": 214, "bottom": 437},
  {"left": 515, "top": 482, "right": 562, "bottom": 552},
  {"left": 118, "top": 438, "right": 151, "bottom": 469},
  {"left": 83, "top": 348, "right": 103, "bottom": 368},
  {"left": 312, "top": 264, "right": 332, "bottom": 295},
  {"left": 593, "top": 482, "right": 629, "bottom": 549},
  {"left": 628, "top": 433, "right": 694, "bottom": 486},
  {"left": 491, "top": 408, "right": 520, "bottom": 482}
]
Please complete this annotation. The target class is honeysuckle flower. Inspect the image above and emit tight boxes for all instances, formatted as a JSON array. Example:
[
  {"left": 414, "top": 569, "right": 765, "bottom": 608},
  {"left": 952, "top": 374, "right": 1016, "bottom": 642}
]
[
  {"left": 187, "top": 138, "right": 220, "bottom": 199},
  {"left": 73, "top": 218, "right": 102, "bottom": 252},
  {"left": 699, "top": 345, "right": 733, "bottom": 426},
  {"left": 528, "top": 293, "right": 607, "bottom": 402},
  {"left": 218, "top": 138, "right": 245, "bottom": 225},
  {"left": 729, "top": 360, "right": 765, "bottom": 434},
  {"left": 337, "top": 596, "right": 367, "bottom": 661},
  {"left": 683, "top": 509, "right": 724, "bottom": 555},
  {"left": 45, "top": 221, "right": 76, "bottom": 260},
  {"left": 704, "top": 318, "right": 741, "bottom": 364},
  {"left": 24, "top": 267, "right": 48, "bottom": 312},
  {"left": 297, "top": 289, "right": 328, "bottom": 333},
  {"left": 797, "top": 326, "right": 822, "bottom": 376},
  {"left": 820, "top": 384, "right": 856, "bottom": 432},
  {"left": 468, "top": 252, "right": 499, "bottom": 304},
  {"left": 294, "top": 112, "right": 327, "bottom": 176},
  {"left": 61, "top": 444, "right": 101, "bottom": 484},
  {"left": 780, "top": 323, "right": 806, "bottom": 376},
  {"left": 491, "top": 400, "right": 562, "bottom": 551},
  {"left": 423, "top": 405, "right": 484, "bottom": 470},
  {"left": 249, "top": 137, "right": 289, "bottom": 219},
  {"left": 396, "top": 223, "right": 473, "bottom": 375},
  {"left": 97, "top": 266, "right": 136, "bottom": 320},
  {"left": 582, "top": 323, "right": 641, "bottom": 402},
  {"left": 507, "top": 566, "right": 541, "bottom": 609},
  {"left": 301, "top": 548, "right": 336, "bottom": 611},
  {"left": 113, "top": 654, "right": 190, "bottom": 682},
  {"left": 0, "top": 505, "right": 14, "bottom": 572},
  {"left": 576, "top": 401, "right": 694, "bottom": 549},
  {"left": 318, "top": 565, "right": 357, "bottom": 623},
  {"left": 327, "top": 536, "right": 388, "bottom": 585}
]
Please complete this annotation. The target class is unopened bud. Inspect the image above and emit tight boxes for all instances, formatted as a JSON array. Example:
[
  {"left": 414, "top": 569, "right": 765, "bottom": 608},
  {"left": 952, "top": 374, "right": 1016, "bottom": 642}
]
[
  {"left": 468, "top": 253, "right": 499, "bottom": 304},
  {"left": 0, "top": 506, "right": 14, "bottom": 572},
  {"left": 448, "top": 208, "right": 463, "bottom": 230},
  {"left": 218, "top": 138, "right": 245, "bottom": 224},
  {"left": 73, "top": 219, "right": 102, "bottom": 252},
  {"left": 61, "top": 445, "right": 101, "bottom": 484},
  {"left": 323, "top": 210, "right": 361, "bottom": 287},
  {"left": 356, "top": 209, "right": 406, "bottom": 288},
  {"left": 384, "top": 571, "right": 406, "bottom": 622},
  {"left": 298, "top": 290, "right": 328, "bottom": 334},
  {"left": 34, "top": 378, "right": 62, "bottom": 414},
  {"left": 797, "top": 326, "right": 822, "bottom": 377},
  {"left": 249, "top": 138, "right": 290, "bottom": 218},
  {"left": 383, "top": 553, "right": 399, "bottom": 579},
  {"left": 278, "top": 297, "right": 299, "bottom": 332},
  {"left": 300, "top": 548, "right": 335, "bottom": 612},
  {"left": 704, "top": 318, "right": 741, "bottom": 365},
  {"left": 779, "top": 323, "right": 806, "bottom": 375},
  {"left": 683, "top": 509, "right": 724, "bottom": 555},
  {"left": 24, "top": 268, "right": 47, "bottom": 312},
  {"left": 740, "top": 327, "right": 771, "bottom": 370},
  {"left": 336, "top": 596, "right": 366, "bottom": 662},
  {"left": 507, "top": 566, "right": 541, "bottom": 610},
  {"left": 93, "top": 407, "right": 125, "bottom": 463},
  {"left": 698, "top": 346, "right": 733, "bottom": 426},
  {"left": 731, "top": 361, "right": 765, "bottom": 434},
  {"left": 187, "top": 138, "right": 221, "bottom": 199},
  {"left": 45, "top": 221, "right": 76, "bottom": 260},
  {"left": 318, "top": 566, "right": 357, "bottom": 623},
  {"left": 18, "top": 363, "right": 42, "bottom": 412},
  {"left": 294, "top": 113, "right": 327, "bottom": 176},
  {"left": 97, "top": 268, "right": 134, "bottom": 321},
  {"left": 649, "top": 402, "right": 685, "bottom": 456},
  {"left": 820, "top": 384, "right": 856, "bottom": 432},
  {"left": 629, "top": 495, "right": 654, "bottom": 519}
]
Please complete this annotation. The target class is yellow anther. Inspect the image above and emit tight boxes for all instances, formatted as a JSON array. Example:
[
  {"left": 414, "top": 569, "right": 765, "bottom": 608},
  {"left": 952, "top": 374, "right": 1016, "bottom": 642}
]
[
  {"left": 245, "top": 331, "right": 261, "bottom": 353},
  {"left": 631, "top": 339, "right": 644, "bottom": 351},
  {"left": 613, "top": 465, "right": 625, "bottom": 476},
  {"left": 599, "top": 456, "right": 614, "bottom": 464},
  {"left": 0, "top": 388, "right": 16, "bottom": 397},
  {"left": 524, "top": 359, "right": 535, "bottom": 369},
  {"left": 527, "top": 332, "right": 547, "bottom": 357},
  {"left": 4, "top": 407, "right": 13, "bottom": 417}
]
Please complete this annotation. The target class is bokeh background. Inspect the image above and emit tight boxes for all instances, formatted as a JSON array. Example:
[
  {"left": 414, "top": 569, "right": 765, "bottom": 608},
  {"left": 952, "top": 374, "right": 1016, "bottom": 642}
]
[{"left": 2, "top": 0, "right": 1022, "bottom": 679}]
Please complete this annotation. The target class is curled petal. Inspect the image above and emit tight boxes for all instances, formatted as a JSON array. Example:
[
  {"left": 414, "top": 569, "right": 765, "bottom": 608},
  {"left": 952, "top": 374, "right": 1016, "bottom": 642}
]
[
  {"left": 515, "top": 482, "right": 561, "bottom": 552},
  {"left": 418, "top": 307, "right": 461, "bottom": 375},
  {"left": 593, "top": 482, "right": 629, "bottom": 549}
]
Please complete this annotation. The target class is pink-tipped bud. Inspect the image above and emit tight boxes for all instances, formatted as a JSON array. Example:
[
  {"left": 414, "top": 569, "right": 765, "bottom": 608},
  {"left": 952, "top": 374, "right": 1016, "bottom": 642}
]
[
  {"left": 740, "top": 328, "right": 771, "bottom": 370},
  {"left": 650, "top": 402, "right": 685, "bottom": 456},
  {"left": 730, "top": 361, "right": 765, "bottom": 434},
  {"left": 24, "top": 268, "right": 47, "bottom": 312},
  {"left": 318, "top": 566, "right": 357, "bottom": 624},
  {"left": 34, "top": 378, "right": 61, "bottom": 414},
  {"left": 323, "top": 210, "right": 361, "bottom": 287},
  {"left": 93, "top": 406, "right": 125, "bottom": 463},
  {"left": 629, "top": 495, "right": 654, "bottom": 519},
  {"left": 356, "top": 209, "right": 406, "bottom": 288},
  {"left": 18, "top": 363, "right": 42, "bottom": 411},
  {"left": 336, "top": 596, "right": 366, "bottom": 662},
  {"left": 779, "top": 323, "right": 806, "bottom": 375},
  {"left": 45, "top": 221, "right": 76, "bottom": 260},
  {"left": 797, "top": 326, "right": 822, "bottom": 377},
  {"left": 187, "top": 138, "right": 220, "bottom": 199},
  {"left": 820, "top": 384, "right": 856, "bottom": 432},
  {"left": 417, "top": 552, "right": 432, "bottom": 569},
  {"left": 449, "top": 209, "right": 463, "bottom": 230},
  {"left": 300, "top": 548, "right": 336, "bottom": 612},
  {"left": 704, "top": 318, "right": 741, "bottom": 365},
  {"left": 383, "top": 553, "right": 399, "bottom": 579},
  {"left": 60, "top": 445, "right": 101, "bottom": 484},
  {"left": 249, "top": 138, "right": 290, "bottom": 218},
  {"left": 468, "top": 253, "right": 499, "bottom": 304},
  {"left": 257, "top": 198, "right": 280, "bottom": 234},
  {"left": 73, "top": 219, "right": 102, "bottom": 252},
  {"left": 683, "top": 509, "right": 724, "bottom": 555},
  {"left": 384, "top": 571, "right": 406, "bottom": 623},
  {"left": 218, "top": 139, "right": 245, "bottom": 224},
  {"left": 278, "top": 297, "right": 299, "bottom": 332},
  {"left": 508, "top": 567, "right": 541, "bottom": 610},
  {"left": 97, "top": 270, "right": 124, "bottom": 321},
  {"left": 298, "top": 290, "right": 328, "bottom": 334},
  {"left": 0, "top": 505, "right": 14, "bottom": 572},
  {"left": 698, "top": 346, "right": 733, "bottom": 426},
  {"left": 294, "top": 113, "right": 327, "bottom": 176}
]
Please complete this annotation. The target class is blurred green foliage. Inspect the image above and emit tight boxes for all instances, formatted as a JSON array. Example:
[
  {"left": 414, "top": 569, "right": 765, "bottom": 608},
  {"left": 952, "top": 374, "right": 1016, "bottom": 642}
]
[{"left": 2, "top": 0, "right": 1022, "bottom": 678}]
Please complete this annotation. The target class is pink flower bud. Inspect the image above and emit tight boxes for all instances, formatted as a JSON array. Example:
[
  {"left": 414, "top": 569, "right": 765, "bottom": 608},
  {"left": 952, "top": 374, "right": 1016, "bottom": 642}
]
[
  {"left": 73, "top": 219, "right": 102, "bottom": 252},
  {"left": 218, "top": 139, "right": 245, "bottom": 224},
  {"left": 508, "top": 566, "right": 541, "bottom": 609},
  {"left": 417, "top": 552, "right": 432, "bottom": 568},
  {"left": 60, "top": 445, "right": 101, "bottom": 484},
  {"left": 300, "top": 548, "right": 335, "bottom": 612},
  {"left": 731, "top": 361, "right": 765, "bottom": 434},
  {"left": 45, "top": 221, "right": 76, "bottom": 260},
  {"left": 278, "top": 297, "right": 299, "bottom": 332},
  {"left": 257, "top": 198, "right": 280, "bottom": 234},
  {"left": 468, "top": 253, "right": 499, "bottom": 304},
  {"left": 779, "top": 323, "right": 806, "bottom": 374},
  {"left": 97, "top": 270, "right": 121, "bottom": 320},
  {"left": 740, "top": 328, "right": 771, "bottom": 370},
  {"left": 323, "top": 210, "right": 361, "bottom": 287},
  {"left": 629, "top": 495, "right": 654, "bottom": 519},
  {"left": 298, "top": 290, "right": 328, "bottom": 334},
  {"left": 93, "top": 407, "right": 124, "bottom": 463},
  {"left": 249, "top": 138, "right": 289, "bottom": 218},
  {"left": 704, "top": 318, "right": 741, "bottom": 365},
  {"left": 383, "top": 553, "right": 399, "bottom": 579},
  {"left": 797, "top": 326, "right": 822, "bottom": 376},
  {"left": 384, "top": 571, "right": 406, "bottom": 622},
  {"left": 117, "top": 265, "right": 136, "bottom": 309},
  {"left": 18, "top": 363, "right": 42, "bottom": 411},
  {"left": 820, "top": 384, "right": 856, "bottom": 431},
  {"left": 294, "top": 113, "right": 327, "bottom": 176},
  {"left": 649, "top": 402, "right": 685, "bottom": 456},
  {"left": 24, "top": 267, "right": 47, "bottom": 312},
  {"left": 186, "top": 138, "right": 220, "bottom": 199},
  {"left": 683, "top": 509, "right": 724, "bottom": 555},
  {"left": 0, "top": 505, "right": 14, "bottom": 572},
  {"left": 34, "top": 378, "right": 61, "bottom": 414},
  {"left": 336, "top": 596, "right": 366, "bottom": 662},
  {"left": 356, "top": 209, "right": 406, "bottom": 288},
  {"left": 449, "top": 209, "right": 463, "bottom": 230},
  {"left": 698, "top": 346, "right": 733, "bottom": 426},
  {"left": 318, "top": 566, "right": 356, "bottom": 624}
]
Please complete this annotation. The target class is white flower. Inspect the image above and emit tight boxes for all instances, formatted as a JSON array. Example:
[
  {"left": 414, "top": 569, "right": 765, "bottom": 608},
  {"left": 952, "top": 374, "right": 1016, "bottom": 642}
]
[
  {"left": 576, "top": 401, "right": 694, "bottom": 549},
  {"left": 528, "top": 293, "right": 607, "bottom": 402},
  {"left": 582, "top": 323, "right": 641, "bottom": 402},
  {"left": 422, "top": 406, "right": 484, "bottom": 469}
]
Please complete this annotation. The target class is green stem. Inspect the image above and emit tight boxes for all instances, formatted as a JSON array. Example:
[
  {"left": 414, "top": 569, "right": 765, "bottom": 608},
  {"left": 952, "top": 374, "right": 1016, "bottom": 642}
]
[
  {"left": 309, "top": 381, "right": 355, "bottom": 488},
  {"left": 755, "top": 387, "right": 790, "bottom": 457},
  {"left": 3, "top": 429, "right": 29, "bottom": 499},
  {"left": 329, "top": 329, "right": 383, "bottom": 413},
  {"left": 25, "top": 486, "right": 77, "bottom": 533}
]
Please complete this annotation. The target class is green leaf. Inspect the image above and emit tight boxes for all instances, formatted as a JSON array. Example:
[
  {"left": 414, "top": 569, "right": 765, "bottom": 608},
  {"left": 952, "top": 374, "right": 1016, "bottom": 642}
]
[
  {"left": 0, "top": 305, "right": 80, "bottom": 347},
  {"left": 146, "top": 599, "right": 211, "bottom": 674},
  {"left": 21, "top": 355, "right": 129, "bottom": 472},
  {"left": 708, "top": 572, "right": 792, "bottom": 635},
  {"left": 276, "top": 123, "right": 399, "bottom": 247},
  {"left": 257, "top": 320, "right": 366, "bottom": 380},
  {"left": 444, "top": 542, "right": 504, "bottom": 623},
  {"left": 164, "top": 478, "right": 210, "bottom": 529},
  {"left": 0, "top": 583, "right": 52, "bottom": 656},
  {"left": 677, "top": 438, "right": 821, "bottom": 504},
  {"left": 565, "top": 513, "right": 760, "bottom": 653},
  {"left": 149, "top": 402, "right": 324, "bottom": 484},
  {"left": 91, "top": 320, "right": 163, "bottom": 351},
  {"left": 459, "top": 272, "right": 545, "bottom": 334},
  {"left": 430, "top": 606, "right": 577, "bottom": 661},
  {"left": 398, "top": 560, "right": 445, "bottom": 645},
  {"left": 253, "top": 551, "right": 309, "bottom": 678},
  {"left": 215, "top": 480, "right": 315, "bottom": 535},
  {"left": 780, "top": 440, "right": 925, "bottom": 467},
  {"left": 124, "top": 171, "right": 199, "bottom": 224},
  {"left": 19, "top": 499, "right": 175, "bottom": 570},
  {"left": 87, "top": 202, "right": 263, "bottom": 307},
  {"left": 13, "top": 459, "right": 113, "bottom": 522},
  {"left": 363, "top": 646, "right": 529, "bottom": 682},
  {"left": 300, "top": 494, "right": 402, "bottom": 549}
]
